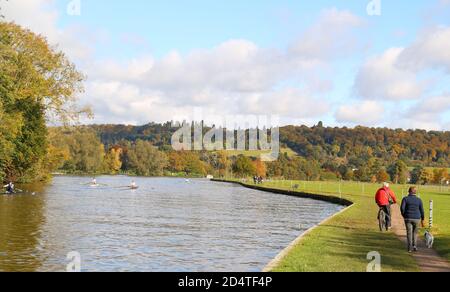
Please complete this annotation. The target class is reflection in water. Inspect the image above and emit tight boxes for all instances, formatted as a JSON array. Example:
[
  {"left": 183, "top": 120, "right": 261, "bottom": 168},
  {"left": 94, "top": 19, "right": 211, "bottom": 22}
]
[
  {"left": 0, "top": 176, "right": 343, "bottom": 272},
  {"left": 0, "top": 184, "right": 46, "bottom": 272}
]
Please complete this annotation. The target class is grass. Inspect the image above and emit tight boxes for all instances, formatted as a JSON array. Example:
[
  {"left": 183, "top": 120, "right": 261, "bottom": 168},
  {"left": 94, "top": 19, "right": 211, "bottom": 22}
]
[{"left": 230, "top": 179, "right": 450, "bottom": 272}]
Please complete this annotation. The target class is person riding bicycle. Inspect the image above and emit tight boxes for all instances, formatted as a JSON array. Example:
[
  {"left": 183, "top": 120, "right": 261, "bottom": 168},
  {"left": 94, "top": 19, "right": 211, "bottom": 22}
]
[{"left": 375, "top": 182, "right": 397, "bottom": 230}]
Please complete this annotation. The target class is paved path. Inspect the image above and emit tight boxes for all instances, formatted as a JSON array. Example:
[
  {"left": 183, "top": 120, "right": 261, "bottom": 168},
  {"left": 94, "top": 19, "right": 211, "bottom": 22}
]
[{"left": 391, "top": 205, "right": 450, "bottom": 272}]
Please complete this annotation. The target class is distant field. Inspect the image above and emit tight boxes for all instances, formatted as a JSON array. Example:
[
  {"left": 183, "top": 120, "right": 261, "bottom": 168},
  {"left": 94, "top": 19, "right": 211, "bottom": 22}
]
[{"left": 230, "top": 179, "right": 450, "bottom": 271}]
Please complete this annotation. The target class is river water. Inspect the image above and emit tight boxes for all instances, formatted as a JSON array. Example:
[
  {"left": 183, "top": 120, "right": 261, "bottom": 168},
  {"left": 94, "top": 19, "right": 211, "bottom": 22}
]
[{"left": 0, "top": 176, "right": 343, "bottom": 272}]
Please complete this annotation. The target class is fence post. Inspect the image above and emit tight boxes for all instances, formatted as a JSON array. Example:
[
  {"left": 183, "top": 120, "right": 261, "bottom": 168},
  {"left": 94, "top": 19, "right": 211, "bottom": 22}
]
[{"left": 429, "top": 200, "right": 434, "bottom": 229}]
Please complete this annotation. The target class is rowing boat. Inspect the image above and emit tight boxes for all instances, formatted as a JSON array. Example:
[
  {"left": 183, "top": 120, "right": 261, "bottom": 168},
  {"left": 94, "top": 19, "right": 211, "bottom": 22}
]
[{"left": 1, "top": 188, "right": 37, "bottom": 196}]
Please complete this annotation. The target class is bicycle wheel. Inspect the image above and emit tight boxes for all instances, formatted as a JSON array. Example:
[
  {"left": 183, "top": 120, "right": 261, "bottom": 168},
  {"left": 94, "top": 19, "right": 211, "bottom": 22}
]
[{"left": 378, "top": 209, "right": 386, "bottom": 232}]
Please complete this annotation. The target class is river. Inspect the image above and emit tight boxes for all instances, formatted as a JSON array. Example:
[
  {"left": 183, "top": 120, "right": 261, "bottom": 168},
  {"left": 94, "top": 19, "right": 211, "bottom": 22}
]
[{"left": 0, "top": 176, "right": 343, "bottom": 272}]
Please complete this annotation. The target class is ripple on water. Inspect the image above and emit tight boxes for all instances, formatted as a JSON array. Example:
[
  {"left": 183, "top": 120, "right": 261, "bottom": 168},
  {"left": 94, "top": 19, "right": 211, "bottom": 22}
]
[{"left": 0, "top": 177, "right": 343, "bottom": 272}]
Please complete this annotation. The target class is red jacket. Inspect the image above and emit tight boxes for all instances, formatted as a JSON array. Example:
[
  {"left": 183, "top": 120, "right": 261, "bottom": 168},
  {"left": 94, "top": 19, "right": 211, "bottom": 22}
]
[{"left": 375, "top": 187, "right": 397, "bottom": 207}]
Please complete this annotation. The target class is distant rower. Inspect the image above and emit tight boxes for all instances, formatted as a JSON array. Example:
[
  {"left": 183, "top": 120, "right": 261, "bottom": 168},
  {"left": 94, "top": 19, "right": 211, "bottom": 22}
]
[
  {"left": 3, "top": 182, "right": 15, "bottom": 194},
  {"left": 91, "top": 178, "right": 97, "bottom": 185},
  {"left": 131, "top": 181, "right": 138, "bottom": 189}
]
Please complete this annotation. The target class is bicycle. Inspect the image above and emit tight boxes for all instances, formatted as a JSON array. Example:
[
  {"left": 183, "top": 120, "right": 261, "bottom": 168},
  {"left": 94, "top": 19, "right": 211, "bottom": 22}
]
[{"left": 378, "top": 207, "right": 390, "bottom": 232}]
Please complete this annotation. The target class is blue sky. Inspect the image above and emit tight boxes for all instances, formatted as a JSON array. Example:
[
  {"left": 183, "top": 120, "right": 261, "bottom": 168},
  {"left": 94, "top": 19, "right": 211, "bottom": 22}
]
[
  {"left": 3, "top": 0, "right": 450, "bottom": 130},
  {"left": 55, "top": 0, "right": 426, "bottom": 57}
]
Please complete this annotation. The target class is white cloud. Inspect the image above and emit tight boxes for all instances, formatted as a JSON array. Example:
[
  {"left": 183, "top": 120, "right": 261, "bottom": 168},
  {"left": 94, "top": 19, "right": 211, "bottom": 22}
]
[
  {"left": 410, "top": 93, "right": 450, "bottom": 114},
  {"left": 289, "top": 8, "right": 364, "bottom": 60},
  {"left": 354, "top": 48, "right": 425, "bottom": 100},
  {"left": 77, "top": 8, "right": 364, "bottom": 125},
  {"left": 397, "top": 93, "right": 450, "bottom": 130},
  {"left": 352, "top": 22, "right": 450, "bottom": 130},
  {"left": 2, "top": 0, "right": 58, "bottom": 40},
  {"left": 335, "top": 101, "right": 385, "bottom": 126},
  {"left": 387, "top": 93, "right": 450, "bottom": 131},
  {"left": 2, "top": 2, "right": 365, "bottom": 126},
  {"left": 397, "top": 27, "right": 450, "bottom": 73}
]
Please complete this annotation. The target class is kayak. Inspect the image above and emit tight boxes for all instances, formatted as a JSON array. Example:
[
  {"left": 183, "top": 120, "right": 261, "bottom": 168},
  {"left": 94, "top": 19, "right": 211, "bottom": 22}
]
[
  {"left": 88, "top": 183, "right": 108, "bottom": 188},
  {"left": 0, "top": 191, "right": 30, "bottom": 196}
]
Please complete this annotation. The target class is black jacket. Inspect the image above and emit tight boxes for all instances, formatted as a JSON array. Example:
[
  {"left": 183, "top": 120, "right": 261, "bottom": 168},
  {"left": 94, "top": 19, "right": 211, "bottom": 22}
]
[{"left": 401, "top": 195, "right": 425, "bottom": 220}]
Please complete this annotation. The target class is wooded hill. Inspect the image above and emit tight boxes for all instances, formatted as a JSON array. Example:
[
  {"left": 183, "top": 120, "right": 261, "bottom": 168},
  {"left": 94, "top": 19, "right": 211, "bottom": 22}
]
[{"left": 89, "top": 123, "right": 450, "bottom": 168}]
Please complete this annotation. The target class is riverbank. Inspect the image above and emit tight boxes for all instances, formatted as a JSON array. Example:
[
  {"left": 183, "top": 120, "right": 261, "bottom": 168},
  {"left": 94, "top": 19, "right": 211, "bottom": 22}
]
[{"left": 214, "top": 179, "right": 450, "bottom": 272}]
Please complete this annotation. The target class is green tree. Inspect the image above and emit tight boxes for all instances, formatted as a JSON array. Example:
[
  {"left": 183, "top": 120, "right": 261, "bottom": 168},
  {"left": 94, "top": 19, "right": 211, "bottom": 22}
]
[
  {"left": 354, "top": 167, "right": 369, "bottom": 182},
  {"left": 233, "top": 156, "right": 256, "bottom": 178},
  {"left": 0, "top": 100, "right": 22, "bottom": 181},
  {"left": 184, "top": 153, "right": 207, "bottom": 177},
  {"left": 388, "top": 160, "right": 409, "bottom": 184},
  {"left": 410, "top": 166, "right": 423, "bottom": 184},
  {"left": 0, "top": 22, "right": 86, "bottom": 182},
  {"left": 410, "top": 166, "right": 434, "bottom": 185},
  {"left": 128, "top": 140, "right": 168, "bottom": 176},
  {"left": 49, "top": 127, "right": 105, "bottom": 174}
]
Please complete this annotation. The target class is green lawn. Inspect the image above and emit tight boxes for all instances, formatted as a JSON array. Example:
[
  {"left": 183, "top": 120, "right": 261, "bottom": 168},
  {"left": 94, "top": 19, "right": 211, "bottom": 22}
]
[{"left": 235, "top": 180, "right": 450, "bottom": 272}]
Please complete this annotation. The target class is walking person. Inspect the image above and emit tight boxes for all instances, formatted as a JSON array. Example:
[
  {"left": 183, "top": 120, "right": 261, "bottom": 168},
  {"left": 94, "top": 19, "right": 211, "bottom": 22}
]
[
  {"left": 375, "top": 182, "right": 397, "bottom": 230},
  {"left": 401, "top": 187, "right": 425, "bottom": 253}
]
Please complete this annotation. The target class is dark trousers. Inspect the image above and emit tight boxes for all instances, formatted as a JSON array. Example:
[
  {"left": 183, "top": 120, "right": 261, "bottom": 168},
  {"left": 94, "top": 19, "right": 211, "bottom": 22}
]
[
  {"left": 381, "top": 205, "right": 392, "bottom": 228},
  {"left": 405, "top": 219, "right": 421, "bottom": 251}
]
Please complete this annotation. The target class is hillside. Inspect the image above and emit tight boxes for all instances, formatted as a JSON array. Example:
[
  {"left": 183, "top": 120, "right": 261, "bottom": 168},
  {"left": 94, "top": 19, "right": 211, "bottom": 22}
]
[{"left": 87, "top": 123, "right": 450, "bottom": 168}]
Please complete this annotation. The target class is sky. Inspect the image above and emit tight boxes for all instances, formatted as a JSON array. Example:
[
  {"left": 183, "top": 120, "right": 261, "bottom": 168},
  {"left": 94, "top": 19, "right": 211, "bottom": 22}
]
[{"left": 2, "top": 0, "right": 450, "bottom": 130}]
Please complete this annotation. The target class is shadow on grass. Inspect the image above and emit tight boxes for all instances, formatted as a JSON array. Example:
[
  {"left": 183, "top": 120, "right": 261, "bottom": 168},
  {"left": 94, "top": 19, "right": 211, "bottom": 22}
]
[
  {"left": 434, "top": 237, "right": 450, "bottom": 262},
  {"left": 274, "top": 224, "right": 418, "bottom": 272}
]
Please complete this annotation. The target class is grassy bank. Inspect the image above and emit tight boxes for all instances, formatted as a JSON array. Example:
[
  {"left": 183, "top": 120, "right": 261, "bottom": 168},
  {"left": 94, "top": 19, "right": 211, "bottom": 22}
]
[{"left": 222, "top": 179, "right": 450, "bottom": 272}]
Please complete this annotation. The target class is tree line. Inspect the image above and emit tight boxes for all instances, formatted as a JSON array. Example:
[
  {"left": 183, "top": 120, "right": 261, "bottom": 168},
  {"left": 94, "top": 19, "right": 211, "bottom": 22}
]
[{"left": 46, "top": 126, "right": 449, "bottom": 186}]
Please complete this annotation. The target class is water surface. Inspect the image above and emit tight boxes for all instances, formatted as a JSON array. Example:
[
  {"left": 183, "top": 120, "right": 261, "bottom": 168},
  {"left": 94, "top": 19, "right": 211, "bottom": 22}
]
[{"left": 0, "top": 176, "right": 343, "bottom": 272}]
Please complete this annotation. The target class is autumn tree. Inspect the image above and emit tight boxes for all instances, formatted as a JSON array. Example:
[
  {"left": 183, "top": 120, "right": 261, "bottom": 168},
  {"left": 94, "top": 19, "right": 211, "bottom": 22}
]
[
  {"left": 419, "top": 169, "right": 434, "bottom": 185},
  {"left": 127, "top": 140, "right": 168, "bottom": 176},
  {"left": 0, "top": 22, "right": 86, "bottom": 182},
  {"left": 411, "top": 166, "right": 434, "bottom": 185},
  {"left": 233, "top": 156, "right": 256, "bottom": 178},
  {"left": 183, "top": 152, "right": 207, "bottom": 177},
  {"left": 104, "top": 147, "right": 123, "bottom": 174},
  {"left": 354, "top": 167, "right": 369, "bottom": 182},
  {"left": 433, "top": 168, "right": 448, "bottom": 184},
  {"left": 376, "top": 169, "right": 390, "bottom": 183},
  {"left": 50, "top": 127, "right": 105, "bottom": 174},
  {"left": 254, "top": 159, "right": 267, "bottom": 178}
]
